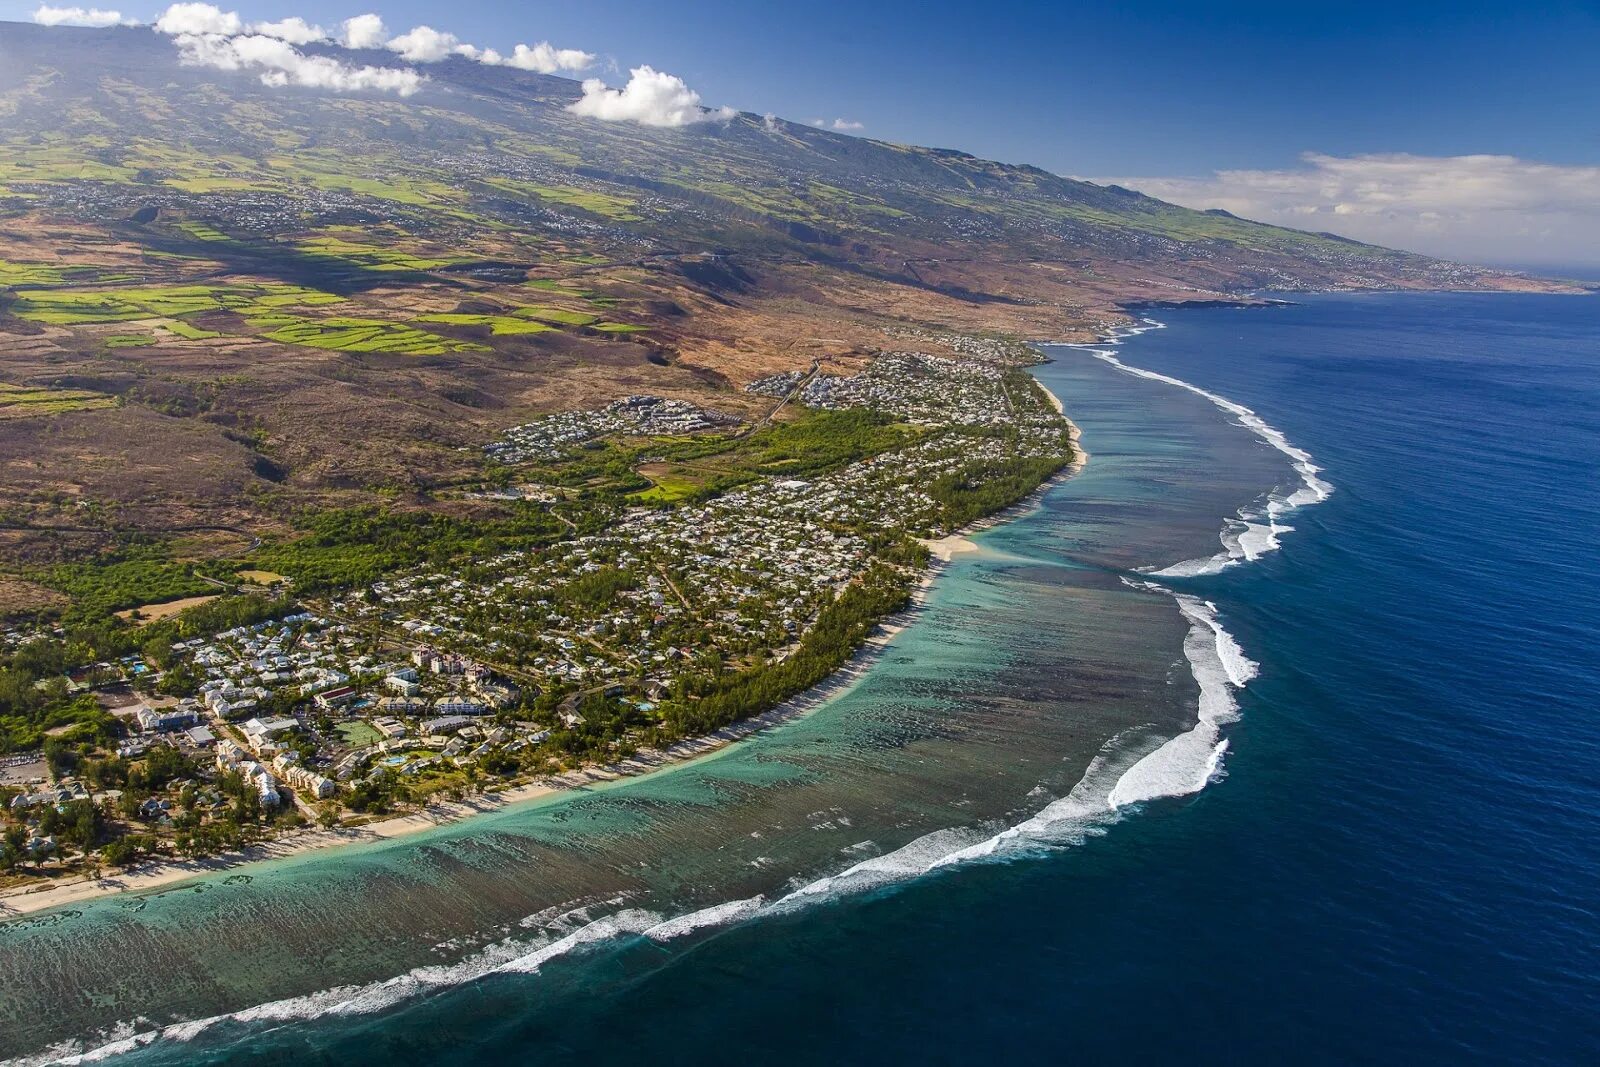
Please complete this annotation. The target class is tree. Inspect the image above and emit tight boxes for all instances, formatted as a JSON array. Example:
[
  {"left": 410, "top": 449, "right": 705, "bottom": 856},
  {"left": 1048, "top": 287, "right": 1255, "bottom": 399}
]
[{"left": 43, "top": 738, "right": 79, "bottom": 779}]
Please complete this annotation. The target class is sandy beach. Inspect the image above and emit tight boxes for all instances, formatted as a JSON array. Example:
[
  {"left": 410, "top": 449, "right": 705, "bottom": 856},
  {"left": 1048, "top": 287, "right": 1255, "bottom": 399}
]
[{"left": 0, "top": 371, "right": 1087, "bottom": 922}]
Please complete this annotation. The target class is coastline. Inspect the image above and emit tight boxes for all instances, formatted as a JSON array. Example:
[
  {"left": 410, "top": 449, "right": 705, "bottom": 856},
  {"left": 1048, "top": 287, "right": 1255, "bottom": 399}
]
[{"left": 0, "top": 376, "right": 1085, "bottom": 922}]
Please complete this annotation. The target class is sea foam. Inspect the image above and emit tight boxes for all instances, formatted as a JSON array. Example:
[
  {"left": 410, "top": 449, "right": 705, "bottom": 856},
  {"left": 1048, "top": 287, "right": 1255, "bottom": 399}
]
[
  {"left": 1072, "top": 320, "right": 1332, "bottom": 577},
  {"left": 17, "top": 321, "right": 1321, "bottom": 1067}
]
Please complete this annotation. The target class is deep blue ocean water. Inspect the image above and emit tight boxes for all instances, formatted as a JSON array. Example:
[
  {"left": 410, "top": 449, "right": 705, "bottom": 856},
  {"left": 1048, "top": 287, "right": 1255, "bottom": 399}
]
[{"left": 43, "top": 291, "right": 1600, "bottom": 1065}]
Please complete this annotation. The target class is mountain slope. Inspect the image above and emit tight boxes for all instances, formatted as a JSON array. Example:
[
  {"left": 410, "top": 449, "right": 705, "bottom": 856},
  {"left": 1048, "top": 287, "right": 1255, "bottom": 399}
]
[{"left": 0, "top": 21, "right": 1567, "bottom": 594}]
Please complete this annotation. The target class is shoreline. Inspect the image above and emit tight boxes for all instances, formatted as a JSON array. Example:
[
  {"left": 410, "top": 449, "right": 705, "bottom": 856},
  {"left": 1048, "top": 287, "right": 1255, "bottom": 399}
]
[{"left": 0, "top": 374, "right": 1086, "bottom": 922}]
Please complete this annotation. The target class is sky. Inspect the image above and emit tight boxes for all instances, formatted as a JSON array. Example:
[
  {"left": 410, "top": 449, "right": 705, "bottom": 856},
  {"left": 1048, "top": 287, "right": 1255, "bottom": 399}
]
[{"left": 8, "top": 0, "right": 1600, "bottom": 270}]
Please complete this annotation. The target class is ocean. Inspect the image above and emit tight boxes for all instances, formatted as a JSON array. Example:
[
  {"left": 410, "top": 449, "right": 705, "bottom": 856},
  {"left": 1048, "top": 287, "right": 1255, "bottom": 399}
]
[{"left": 3, "top": 291, "right": 1596, "bottom": 1065}]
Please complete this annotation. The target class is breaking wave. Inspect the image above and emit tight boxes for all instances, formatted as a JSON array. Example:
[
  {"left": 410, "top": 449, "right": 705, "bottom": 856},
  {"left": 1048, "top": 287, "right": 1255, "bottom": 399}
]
[
  {"left": 17, "top": 320, "right": 1318, "bottom": 1067},
  {"left": 1072, "top": 320, "right": 1332, "bottom": 577}
]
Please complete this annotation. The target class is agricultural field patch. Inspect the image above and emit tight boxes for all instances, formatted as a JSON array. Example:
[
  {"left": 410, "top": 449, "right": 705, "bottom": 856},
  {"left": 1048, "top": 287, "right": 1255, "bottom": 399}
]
[
  {"left": 160, "top": 319, "right": 221, "bottom": 340},
  {"left": 174, "top": 220, "right": 230, "bottom": 242},
  {"left": 259, "top": 315, "right": 487, "bottom": 355},
  {"left": 483, "top": 181, "right": 641, "bottom": 221},
  {"left": 0, "top": 382, "right": 117, "bottom": 418},
  {"left": 297, "top": 235, "right": 462, "bottom": 272},
  {"left": 7, "top": 283, "right": 343, "bottom": 325},
  {"left": 512, "top": 306, "right": 601, "bottom": 327},
  {"left": 413, "top": 313, "right": 554, "bottom": 336},
  {"left": 0, "top": 258, "right": 69, "bottom": 286}
]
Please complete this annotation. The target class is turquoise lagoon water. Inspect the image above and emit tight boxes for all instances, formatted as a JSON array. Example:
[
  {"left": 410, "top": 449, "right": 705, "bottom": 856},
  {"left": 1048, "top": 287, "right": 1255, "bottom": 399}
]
[{"left": 6, "top": 291, "right": 1596, "bottom": 1065}]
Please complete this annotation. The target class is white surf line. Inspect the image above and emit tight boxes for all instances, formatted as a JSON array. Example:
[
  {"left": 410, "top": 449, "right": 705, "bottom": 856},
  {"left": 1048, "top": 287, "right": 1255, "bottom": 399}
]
[
  {"left": 22, "top": 320, "right": 1321, "bottom": 1067},
  {"left": 1104, "top": 583, "right": 1257, "bottom": 807},
  {"left": 1068, "top": 319, "right": 1332, "bottom": 578}
]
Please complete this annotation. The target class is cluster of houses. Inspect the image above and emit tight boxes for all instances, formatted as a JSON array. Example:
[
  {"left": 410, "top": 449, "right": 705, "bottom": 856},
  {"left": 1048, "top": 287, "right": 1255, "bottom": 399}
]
[
  {"left": 3, "top": 337, "right": 1072, "bottom": 853},
  {"left": 485, "top": 394, "right": 742, "bottom": 464},
  {"left": 780, "top": 351, "right": 1023, "bottom": 429},
  {"left": 25, "top": 181, "right": 408, "bottom": 240},
  {"left": 328, "top": 344, "right": 1071, "bottom": 703}
]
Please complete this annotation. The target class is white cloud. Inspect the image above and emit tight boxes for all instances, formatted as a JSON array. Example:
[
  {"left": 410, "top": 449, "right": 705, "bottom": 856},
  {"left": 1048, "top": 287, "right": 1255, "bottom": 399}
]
[
  {"left": 154, "top": 2, "right": 240, "bottom": 35},
  {"left": 502, "top": 41, "right": 595, "bottom": 74},
  {"left": 249, "top": 16, "right": 324, "bottom": 45},
  {"left": 31, "top": 4, "right": 128, "bottom": 26},
  {"left": 830, "top": 118, "right": 864, "bottom": 131},
  {"left": 339, "top": 13, "right": 386, "bottom": 49},
  {"left": 383, "top": 25, "right": 593, "bottom": 74},
  {"left": 1095, "top": 152, "right": 1600, "bottom": 268},
  {"left": 385, "top": 24, "right": 461, "bottom": 63},
  {"left": 172, "top": 31, "right": 424, "bottom": 96},
  {"left": 569, "top": 65, "right": 724, "bottom": 127}
]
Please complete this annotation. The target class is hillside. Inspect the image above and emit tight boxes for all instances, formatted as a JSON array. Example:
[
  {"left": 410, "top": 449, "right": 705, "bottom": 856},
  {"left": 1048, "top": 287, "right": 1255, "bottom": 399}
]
[{"left": 0, "top": 20, "right": 1566, "bottom": 613}]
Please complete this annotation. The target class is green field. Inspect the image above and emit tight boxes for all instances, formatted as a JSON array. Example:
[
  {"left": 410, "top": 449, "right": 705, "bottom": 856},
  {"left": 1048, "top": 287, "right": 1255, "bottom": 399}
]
[
  {"left": 260, "top": 315, "right": 487, "bottom": 355},
  {"left": 628, "top": 472, "right": 702, "bottom": 504},
  {"left": 160, "top": 319, "right": 221, "bottom": 340},
  {"left": 414, "top": 313, "right": 555, "bottom": 336},
  {"left": 0, "top": 258, "right": 71, "bottom": 286},
  {"left": 297, "top": 235, "right": 462, "bottom": 272},
  {"left": 512, "top": 306, "right": 601, "bottom": 327},
  {"left": 8, "top": 283, "right": 344, "bottom": 325},
  {"left": 479, "top": 179, "right": 642, "bottom": 221},
  {"left": 0, "top": 383, "right": 117, "bottom": 418}
]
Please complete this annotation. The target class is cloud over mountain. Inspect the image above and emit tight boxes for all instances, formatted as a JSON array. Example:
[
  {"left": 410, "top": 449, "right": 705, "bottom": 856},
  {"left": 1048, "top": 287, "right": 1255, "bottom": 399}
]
[
  {"left": 58, "top": 6, "right": 669, "bottom": 110},
  {"left": 153, "top": 2, "right": 240, "bottom": 35},
  {"left": 339, "top": 13, "right": 387, "bottom": 49},
  {"left": 168, "top": 25, "right": 425, "bottom": 96},
  {"left": 570, "top": 65, "right": 730, "bottom": 127},
  {"left": 31, "top": 4, "right": 128, "bottom": 26},
  {"left": 249, "top": 16, "right": 324, "bottom": 45},
  {"left": 384, "top": 23, "right": 460, "bottom": 63},
  {"left": 504, "top": 41, "right": 595, "bottom": 74}
]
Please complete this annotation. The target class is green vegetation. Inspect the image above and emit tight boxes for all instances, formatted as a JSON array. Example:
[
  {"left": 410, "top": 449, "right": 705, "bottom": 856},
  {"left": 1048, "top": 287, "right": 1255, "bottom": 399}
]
[
  {"left": 250, "top": 504, "right": 574, "bottom": 593},
  {"left": 104, "top": 334, "right": 155, "bottom": 349},
  {"left": 173, "top": 220, "right": 229, "bottom": 242},
  {"left": 7, "top": 282, "right": 343, "bottom": 325},
  {"left": 336, "top": 720, "right": 383, "bottom": 747},
  {"left": 297, "top": 235, "right": 461, "bottom": 272},
  {"left": 518, "top": 408, "right": 919, "bottom": 509},
  {"left": 259, "top": 315, "right": 487, "bottom": 355},
  {"left": 0, "top": 258, "right": 71, "bottom": 286},
  {"left": 660, "top": 565, "right": 910, "bottom": 739},
  {"left": 414, "top": 313, "right": 555, "bottom": 336},
  {"left": 480, "top": 179, "right": 642, "bottom": 221},
  {"left": 40, "top": 553, "right": 212, "bottom": 621},
  {"left": 629, "top": 471, "right": 701, "bottom": 504},
  {"left": 512, "top": 306, "right": 601, "bottom": 327},
  {"left": 161, "top": 318, "right": 221, "bottom": 340},
  {"left": 0, "top": 382, "right": 116, "bottom": 418},
  {"left": 523, "top": 279, "right": 589, "bottom": 296}
]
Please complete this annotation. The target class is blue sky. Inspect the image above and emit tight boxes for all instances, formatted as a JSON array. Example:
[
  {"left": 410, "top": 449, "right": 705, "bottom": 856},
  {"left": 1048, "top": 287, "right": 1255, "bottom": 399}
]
[{"left": 9, "top": 1, "right": 1600, "bottom": 268}]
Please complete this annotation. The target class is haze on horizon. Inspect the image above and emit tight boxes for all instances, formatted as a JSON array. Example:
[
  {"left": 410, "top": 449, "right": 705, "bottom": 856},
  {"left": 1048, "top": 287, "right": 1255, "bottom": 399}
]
[{"left": 9, "top": 0, "right": 1600, "bottom": 272}]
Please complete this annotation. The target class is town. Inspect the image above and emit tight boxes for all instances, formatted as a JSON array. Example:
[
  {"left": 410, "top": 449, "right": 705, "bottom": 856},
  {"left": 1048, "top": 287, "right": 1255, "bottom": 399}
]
[{"left": 0, "top": 337, "right": 1074, "bottom": 885}]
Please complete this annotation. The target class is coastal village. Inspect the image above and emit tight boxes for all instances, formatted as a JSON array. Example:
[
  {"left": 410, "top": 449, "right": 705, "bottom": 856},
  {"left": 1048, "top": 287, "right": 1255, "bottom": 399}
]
[{"left": 0, "top": 332, "right": 1074, "bottom": 894}]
